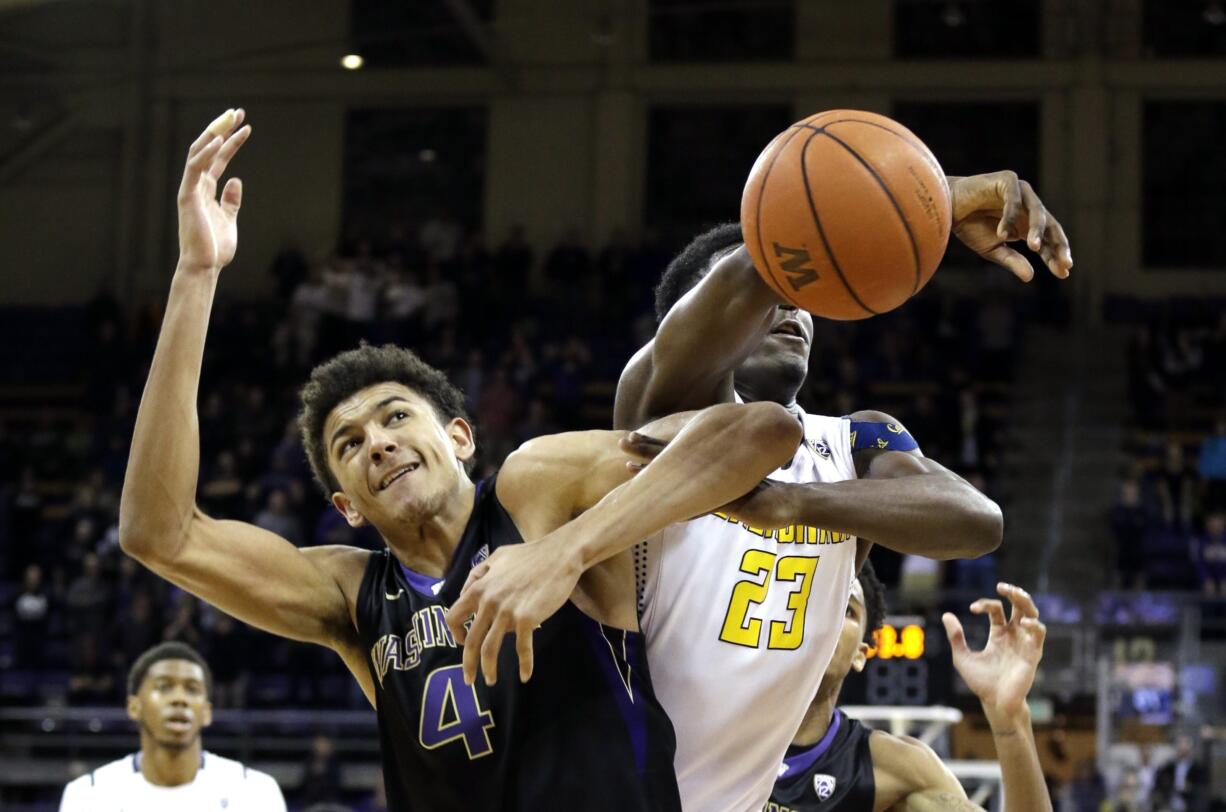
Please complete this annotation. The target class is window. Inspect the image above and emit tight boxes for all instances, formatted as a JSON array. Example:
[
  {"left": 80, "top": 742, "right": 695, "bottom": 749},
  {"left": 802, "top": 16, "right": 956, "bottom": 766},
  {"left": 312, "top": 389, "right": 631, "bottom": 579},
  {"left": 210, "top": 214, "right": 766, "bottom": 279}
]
[
  {"left": 649, "top": 0, "right": 794, "bottom": 62},
  {"left": 1143, "top": 0, "right": 1226, "bottom": 58},
  {"left": 645, "top": 105, "right": 793, "bottom": 246},
  {"left": 1142, "top": 101, "right": 1226, "bottom": 268},
  {"left": 893, "top": 0, "right": 1040, "bottom": 59}
]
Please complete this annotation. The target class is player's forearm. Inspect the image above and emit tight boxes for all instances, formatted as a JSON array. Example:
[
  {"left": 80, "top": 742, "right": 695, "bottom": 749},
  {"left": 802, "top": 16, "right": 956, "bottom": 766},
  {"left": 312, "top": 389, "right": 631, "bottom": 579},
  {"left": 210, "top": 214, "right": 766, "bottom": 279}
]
[
  {"left": 790, "top": 474, "right": 1002, "bottom": 559},
  {"left": 572, "top": 402, "right": 800, "bottom": 568},
  {"left": 615, "top": 247, "right": 780, "bottom": 427},
  {"left": 119, "top": 267, "right": 219, "bottom": 561},
  {"left": 985, "top": 707, "right": 1051, "bottom": 812}
]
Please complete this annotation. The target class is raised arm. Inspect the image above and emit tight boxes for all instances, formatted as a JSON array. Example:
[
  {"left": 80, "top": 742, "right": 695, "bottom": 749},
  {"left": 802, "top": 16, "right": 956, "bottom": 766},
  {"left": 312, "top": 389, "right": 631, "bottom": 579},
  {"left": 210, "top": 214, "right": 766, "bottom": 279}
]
[
  {"left": 118, "top": 110, "right": 370, "bottom": 698},
  {"left": 445, "top": 401, "right": 802, "bottom": 685},
  {"left": 613, "top": 245, "right": 781, "bottom": 428},
  {"left": 885, "top": 584, "right": 1050, "bottom": 812}
]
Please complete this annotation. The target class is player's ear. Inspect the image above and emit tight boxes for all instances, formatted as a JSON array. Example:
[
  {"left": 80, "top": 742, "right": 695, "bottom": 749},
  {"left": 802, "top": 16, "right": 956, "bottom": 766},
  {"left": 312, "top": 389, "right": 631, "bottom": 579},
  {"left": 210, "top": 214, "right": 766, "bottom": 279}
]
[
  {"left": 851, "top": 642, "right": 870, "bottom": 673},
  {"left": 201, "top": 700, "right": 213, "bottom": 728},
  {"left": 447, "top": 417, "right": 476, "bottom": 464},
  {"left": 126, "top": 695, "right": 141, "bottom": 723},
  {"left": 332, "top": 492, "right": 367, "bottom": 528}
]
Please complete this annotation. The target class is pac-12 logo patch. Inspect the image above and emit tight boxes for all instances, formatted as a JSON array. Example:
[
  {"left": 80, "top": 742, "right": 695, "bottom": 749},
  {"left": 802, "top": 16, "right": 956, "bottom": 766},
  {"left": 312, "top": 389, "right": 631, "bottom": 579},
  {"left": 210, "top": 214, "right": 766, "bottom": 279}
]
[
  {"left": 813, "top": 773, "right": 837, "bottom": 801},
  {"left": 808, "top": 439, "right": 831, "bottom": 459},
  {"left": 472, "top": 544, "right": 490, "bottom": 568}
]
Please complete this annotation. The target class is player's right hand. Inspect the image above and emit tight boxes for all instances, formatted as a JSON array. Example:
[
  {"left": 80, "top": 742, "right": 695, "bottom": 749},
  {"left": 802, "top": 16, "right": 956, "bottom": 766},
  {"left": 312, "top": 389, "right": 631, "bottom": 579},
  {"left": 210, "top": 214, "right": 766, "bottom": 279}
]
[
  {"left": 177, "top": 108, "right": 252, "bottom": 273},
  {"left": 948, "top": 171, "right": 1073, "bottom": 283},
  {"left": 941, "top": 582, "right": 1046, "bottom": 727}
]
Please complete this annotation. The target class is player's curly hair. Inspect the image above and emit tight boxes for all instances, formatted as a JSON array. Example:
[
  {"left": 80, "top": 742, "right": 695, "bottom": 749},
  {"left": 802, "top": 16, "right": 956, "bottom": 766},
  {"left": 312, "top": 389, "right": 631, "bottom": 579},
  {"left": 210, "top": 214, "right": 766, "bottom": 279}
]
[
  {"left": 128, "top": 642, "right": 213, "bottom": 697},
  {"left": 298, "top": 343, "right": 473, "bottom": 498},
  {"left": 653, "top": 222, "right": 744, "bottom": 322},
  {"left": 857, "top": 559, "right": 887, "bottom": 645}
]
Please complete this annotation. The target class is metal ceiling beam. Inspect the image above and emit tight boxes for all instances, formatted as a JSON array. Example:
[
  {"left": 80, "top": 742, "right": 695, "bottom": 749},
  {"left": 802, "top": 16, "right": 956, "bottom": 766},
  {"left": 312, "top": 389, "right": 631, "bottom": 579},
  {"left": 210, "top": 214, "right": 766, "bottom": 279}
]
[
  {"left": 439, "top": 0, "right": 492, "bottom": 59},
  {"left": 0, "top": 109, "right": 79, "bottom": 185}
]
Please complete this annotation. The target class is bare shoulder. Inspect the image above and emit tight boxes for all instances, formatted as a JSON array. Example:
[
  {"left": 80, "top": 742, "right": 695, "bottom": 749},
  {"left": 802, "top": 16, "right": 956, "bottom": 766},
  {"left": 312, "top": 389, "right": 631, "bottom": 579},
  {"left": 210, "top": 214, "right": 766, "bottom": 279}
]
[
  {"left": 302, "top": 544, "right": 373, "bottom": 599},
  {"left": 870, "top": 731, "right": 967, "bottom": 810},
  {"left": 614, "top": 342, "right": 657, "bottom": 430}
]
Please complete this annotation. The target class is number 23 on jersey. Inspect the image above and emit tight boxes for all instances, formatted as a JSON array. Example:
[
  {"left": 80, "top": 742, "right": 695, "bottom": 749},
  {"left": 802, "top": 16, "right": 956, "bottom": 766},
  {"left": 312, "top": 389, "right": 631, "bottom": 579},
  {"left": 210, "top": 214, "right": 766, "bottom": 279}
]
[{"left": 720, "top": 551, "right": 818, "bottom": 649}]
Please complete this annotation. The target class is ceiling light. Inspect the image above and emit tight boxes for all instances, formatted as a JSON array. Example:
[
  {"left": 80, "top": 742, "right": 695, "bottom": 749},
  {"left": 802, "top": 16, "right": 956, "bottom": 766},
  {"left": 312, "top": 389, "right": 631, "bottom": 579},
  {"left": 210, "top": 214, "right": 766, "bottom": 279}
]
[{"left": 340, "top": 54, "right": 365, "bottom": 70}]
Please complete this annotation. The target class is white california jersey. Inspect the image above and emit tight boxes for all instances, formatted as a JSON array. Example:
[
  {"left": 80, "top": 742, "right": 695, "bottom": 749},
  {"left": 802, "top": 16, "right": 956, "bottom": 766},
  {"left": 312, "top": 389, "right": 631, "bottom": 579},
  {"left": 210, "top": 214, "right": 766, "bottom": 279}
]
[
  {"left": 637, "top": 407, "right": 858, "bottom": 812},
  {"left": 59, "top": 751, "right": 286, "bottom": 812}
]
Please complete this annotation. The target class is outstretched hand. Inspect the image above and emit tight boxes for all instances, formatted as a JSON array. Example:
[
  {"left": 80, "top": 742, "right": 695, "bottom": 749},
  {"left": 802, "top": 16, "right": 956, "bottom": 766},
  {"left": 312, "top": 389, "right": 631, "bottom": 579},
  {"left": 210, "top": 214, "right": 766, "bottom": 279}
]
[
  {"left": 948, "top": 171, "right": 1073, "bottom": 283},
  {"left": 177, "top": 108, "right": 252, "bottom": 273},
  {"left": 942, "top": 582, "right": 1046, "bottom": 725}
]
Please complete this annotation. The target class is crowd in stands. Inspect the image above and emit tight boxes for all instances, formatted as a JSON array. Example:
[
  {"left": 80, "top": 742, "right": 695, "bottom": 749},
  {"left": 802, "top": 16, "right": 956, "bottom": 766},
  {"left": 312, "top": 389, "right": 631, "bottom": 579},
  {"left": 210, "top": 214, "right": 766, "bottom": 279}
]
[
  {"left": 1, "top": 220, "right": 1017, "bottom": 726},
  {"left": 1114, "top": 312, "right": 1226, "bottom": 593}
]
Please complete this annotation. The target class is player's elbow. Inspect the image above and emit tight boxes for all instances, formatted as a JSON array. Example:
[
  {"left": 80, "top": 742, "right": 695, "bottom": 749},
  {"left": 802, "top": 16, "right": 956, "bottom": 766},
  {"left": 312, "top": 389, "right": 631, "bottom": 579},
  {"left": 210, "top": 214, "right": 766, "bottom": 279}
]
[
  {"left": 744, "top": 401, "right": 804, "bottom": 467},
  {"left": 963, "top": 492, "right": 1004, "bottom": 558}
]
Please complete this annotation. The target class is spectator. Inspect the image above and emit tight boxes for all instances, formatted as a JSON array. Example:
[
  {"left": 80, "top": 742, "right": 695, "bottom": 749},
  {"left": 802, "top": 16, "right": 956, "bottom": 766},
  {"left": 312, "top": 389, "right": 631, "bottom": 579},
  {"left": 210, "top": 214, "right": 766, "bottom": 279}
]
[
  {"left": 200, "top": 450, "right": 246, "bottom": 518},
  {"left": 1102, "top": 768, "right": 1145, "bottom": 812},
  {"left": 1153, "top": 735, "right": 1207, "bottom": 811},
  {"left": 65, "top": 553, "right": 111, "bottom": 636},
  {"left": 270, "top": 240, "right": 309, "bottom": 307},
  {"left": 163, "top": 593, "right": 203, "bottom": 648},
  {"left": 1199, "top": 415, "right": 1226, "bottom": 512},
  {"left": 112, "top": 590, "right": 161, "bottom": 673},
  {"left": 205, "top": 612, "right": 249, "bottom": 708},
  {"left": 1155, "top": 441, "right": 1197, "bottom": 531},
  {"left": 1192, "top": 512, "right": 1226, "bottom": 595},
  {"left": 1110, "top": 478, "right": 1151, "bottom": 588},
  {"left": 298, "top": 735, "right": 344, "bottom": 808},
  {"left": 255, "top": 489, "right": 303, "bottom": 547},
  {"left": 68, "top": 634, "right": 114, "bottom": 704},
  {"left": 494, "top": 224, "right": 533, "bottom": 293},
  {"left": 14, "top": 564, "right": 49, "bottom": 669},
  {"left": 419, "top": 210, "right": 462, "bottom": 263}
]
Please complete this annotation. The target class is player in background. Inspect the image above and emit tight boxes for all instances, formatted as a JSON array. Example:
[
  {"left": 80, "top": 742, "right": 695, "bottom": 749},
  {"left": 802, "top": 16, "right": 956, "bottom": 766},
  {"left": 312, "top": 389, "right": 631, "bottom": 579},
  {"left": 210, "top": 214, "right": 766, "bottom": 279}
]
[
  {"left": 59, "top": 642, "right": 286, "bottom": 812},
  {"left": 120, "top": 108, "right": 804, "bottom": 811},
  {"left": 769, "top": 570, "right": 1050, "bottom": 812},
  {"left": 453, "top": 169, "right": 1073, "bottom": 811}
]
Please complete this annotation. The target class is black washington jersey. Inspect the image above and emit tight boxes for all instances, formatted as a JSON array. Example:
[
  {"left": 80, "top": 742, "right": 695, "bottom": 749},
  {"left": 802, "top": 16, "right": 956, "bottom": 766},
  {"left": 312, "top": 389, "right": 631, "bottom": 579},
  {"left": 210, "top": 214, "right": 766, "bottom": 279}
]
[
  {"left": 354, "top": 475, "right": 682, "bottom": 812},
  {"left": 766, "top": 710, "right": 875, "bottom": 812}
]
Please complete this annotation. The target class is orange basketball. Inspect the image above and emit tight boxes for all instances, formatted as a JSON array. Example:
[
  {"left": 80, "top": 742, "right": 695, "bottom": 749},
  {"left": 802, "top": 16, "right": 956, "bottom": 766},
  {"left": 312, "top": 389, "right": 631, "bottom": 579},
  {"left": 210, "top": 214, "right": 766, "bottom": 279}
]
[{"left": 740, "top": 110, "right": 952, "bottom": 320}]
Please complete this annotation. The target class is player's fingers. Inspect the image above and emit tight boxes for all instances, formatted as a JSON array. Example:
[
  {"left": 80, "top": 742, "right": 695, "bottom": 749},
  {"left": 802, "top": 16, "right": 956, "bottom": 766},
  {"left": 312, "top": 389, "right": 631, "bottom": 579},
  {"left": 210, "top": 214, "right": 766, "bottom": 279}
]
[
  {"left": 208, "top": 124, "right": 252, "bottom": 181},
  {"left": 995, "top": 171, "right": 1024, "bottom": 240},
  {"left": 1044, "top": 217, "right": 1073, "bottom": 277},
  {"left": 1020, "top": 617, "right": 1048, "bottom": 647},
  {"left": 480, "top": 613, "right": 511, "bottom": 686},
  {"left": 220, "top": 177, "right": 243, "bottom": 216},
  {"left": 446, "top": 586, "right": 480, "bottom": 645},
  {"left": 462, "top": 605, "right": 494, "bottom": 686},
  {"left": 619, "top": 432, "right": 666, "bottom": 458},
  {"left": 970, "top": 598, "right": 1008, "bottom": 628},
  {"left": 941, "top": 612, "right": 970, "bottom": 656},
  {"left": 998, "top": 582, "right": 1039, "bottom": 621},
  {"left": 205, "top": 108, "right": 238, "bottom": 139},
  {"left": 1019, "top": 181, "right": 1047, "bottom": 252},
  {"left": 516, "top": 625, "right": 535, "bottom": 682},
  {"left": 980, "top": 243, "right": 1035, "bottom": 283},
  {"left": 179, "top": 136, "right": 222, "bottom": 198}
]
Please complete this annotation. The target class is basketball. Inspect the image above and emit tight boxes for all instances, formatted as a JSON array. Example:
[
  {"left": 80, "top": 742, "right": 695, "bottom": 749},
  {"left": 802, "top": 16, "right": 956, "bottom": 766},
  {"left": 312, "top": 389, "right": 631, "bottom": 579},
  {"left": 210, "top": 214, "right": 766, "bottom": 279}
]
[{"left": 741, "top": 110, "right": 952, "bottom": 320}]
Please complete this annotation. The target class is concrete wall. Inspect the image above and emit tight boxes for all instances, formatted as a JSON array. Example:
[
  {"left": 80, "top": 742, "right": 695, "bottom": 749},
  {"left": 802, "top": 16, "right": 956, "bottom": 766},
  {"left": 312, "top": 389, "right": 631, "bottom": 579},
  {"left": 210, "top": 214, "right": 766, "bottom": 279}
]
[{"left": 2, "top": 0, "right": 1225, "bottom": 312}]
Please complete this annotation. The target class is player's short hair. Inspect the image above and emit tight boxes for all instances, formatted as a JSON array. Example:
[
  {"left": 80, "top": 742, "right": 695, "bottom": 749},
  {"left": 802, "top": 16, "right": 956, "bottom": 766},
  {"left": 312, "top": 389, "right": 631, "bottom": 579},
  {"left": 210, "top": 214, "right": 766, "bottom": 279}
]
[
  {"left": 653, "top": 223, "right": 744, "bottom": 322},
  {"left": 857, "top": 560, "right": 887, "bottom": 646},
  {"left": 299, "top": 342, "right": 474, "bottom": 497},
  {"left": 127, "top": 642, "right": 213, "bottom": 697}
]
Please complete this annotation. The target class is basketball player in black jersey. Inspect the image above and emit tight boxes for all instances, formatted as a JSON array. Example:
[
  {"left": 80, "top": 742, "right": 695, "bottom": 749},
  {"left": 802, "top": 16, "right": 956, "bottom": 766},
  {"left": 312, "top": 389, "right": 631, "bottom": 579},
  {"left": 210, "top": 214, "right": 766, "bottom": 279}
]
[
  {"left": 769, "top": 570, "right": 1050, "bottom": 812},
  {"left": 119, "top": 109, "right": 805, "bottom": 811}
]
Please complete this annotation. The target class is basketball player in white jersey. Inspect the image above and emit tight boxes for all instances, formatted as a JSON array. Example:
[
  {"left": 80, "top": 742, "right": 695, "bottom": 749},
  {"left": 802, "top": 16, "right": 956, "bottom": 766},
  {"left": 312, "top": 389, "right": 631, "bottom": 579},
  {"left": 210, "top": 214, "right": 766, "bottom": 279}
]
[
  {"left": 454, "top": 173, "right": 1073, "bottom": 810},
  {"left": 59, "top": 642, "right": 286, "bottom": 812}
]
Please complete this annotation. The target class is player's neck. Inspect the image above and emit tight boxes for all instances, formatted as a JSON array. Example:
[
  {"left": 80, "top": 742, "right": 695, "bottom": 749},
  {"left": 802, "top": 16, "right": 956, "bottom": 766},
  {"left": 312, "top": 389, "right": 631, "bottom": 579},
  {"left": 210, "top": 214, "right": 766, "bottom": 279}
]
[
  {"left": 791, "top": 684, "right": 842, "bottom": 747},
  {"left": 139, "top": 735, "right": 202, "bottom": 787},
  {"left": 384, "top": 478, "right": 477, "bottom": 577}
]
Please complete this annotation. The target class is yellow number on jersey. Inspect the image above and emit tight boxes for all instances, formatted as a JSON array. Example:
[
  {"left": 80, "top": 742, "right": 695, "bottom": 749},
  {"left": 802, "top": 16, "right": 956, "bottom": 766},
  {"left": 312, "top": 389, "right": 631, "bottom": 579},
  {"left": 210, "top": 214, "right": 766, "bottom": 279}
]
[
  {"left": 719, "top": 552, "right": 819, "bottom": 649},
  {"left": 719, "top": 550, "right": 775, "bottom": 647},
  {"left": 767, "top": 556, "right": 818, "bottom": 650}
]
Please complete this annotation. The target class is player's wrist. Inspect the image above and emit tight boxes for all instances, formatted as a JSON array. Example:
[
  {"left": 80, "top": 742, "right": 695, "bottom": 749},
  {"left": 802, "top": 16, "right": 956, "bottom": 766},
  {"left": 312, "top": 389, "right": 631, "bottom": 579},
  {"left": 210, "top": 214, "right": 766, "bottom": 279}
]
[{"left": 983, "top": 702, "right": 1029, "bottom": 736}]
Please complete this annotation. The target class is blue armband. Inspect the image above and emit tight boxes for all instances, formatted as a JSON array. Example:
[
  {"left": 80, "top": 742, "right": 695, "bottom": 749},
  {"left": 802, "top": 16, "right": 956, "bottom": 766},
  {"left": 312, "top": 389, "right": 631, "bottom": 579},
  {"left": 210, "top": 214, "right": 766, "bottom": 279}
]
[{"left": 848, "top": 420, "right": 920, "bottom": 453}]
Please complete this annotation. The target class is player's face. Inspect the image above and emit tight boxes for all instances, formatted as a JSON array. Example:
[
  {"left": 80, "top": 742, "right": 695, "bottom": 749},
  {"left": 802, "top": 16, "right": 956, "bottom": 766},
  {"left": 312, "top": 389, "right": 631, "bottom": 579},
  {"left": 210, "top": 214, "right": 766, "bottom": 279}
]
[
  {"left": 733, "top": 304, "right": 813, "bottom": 406},
  {"left": 127, "top": 660, "right": 212, "bottom": 750},
  {"left": 324, "top": 382, "right": 475, "bottom": 531},
  {"left": 816, "top": 579, "right": 870, "bottom": 693}
]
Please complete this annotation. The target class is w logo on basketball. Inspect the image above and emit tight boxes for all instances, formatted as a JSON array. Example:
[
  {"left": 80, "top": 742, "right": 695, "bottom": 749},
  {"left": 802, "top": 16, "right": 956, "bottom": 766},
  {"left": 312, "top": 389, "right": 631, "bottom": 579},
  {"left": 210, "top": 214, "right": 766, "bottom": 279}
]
[
  {"left": 772, "top": 242, "right": 819, "bottom": 291},
  {"left": 812, "top": 773, "right": 837, "bottom": 801}
]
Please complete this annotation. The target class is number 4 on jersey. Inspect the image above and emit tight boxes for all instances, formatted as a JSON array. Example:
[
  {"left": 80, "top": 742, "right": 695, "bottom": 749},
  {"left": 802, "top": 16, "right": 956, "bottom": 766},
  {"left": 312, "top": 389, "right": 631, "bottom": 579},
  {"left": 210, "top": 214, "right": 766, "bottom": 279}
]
[{"left": 419, "top": 665, "right": 496, "bottom": 759}]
